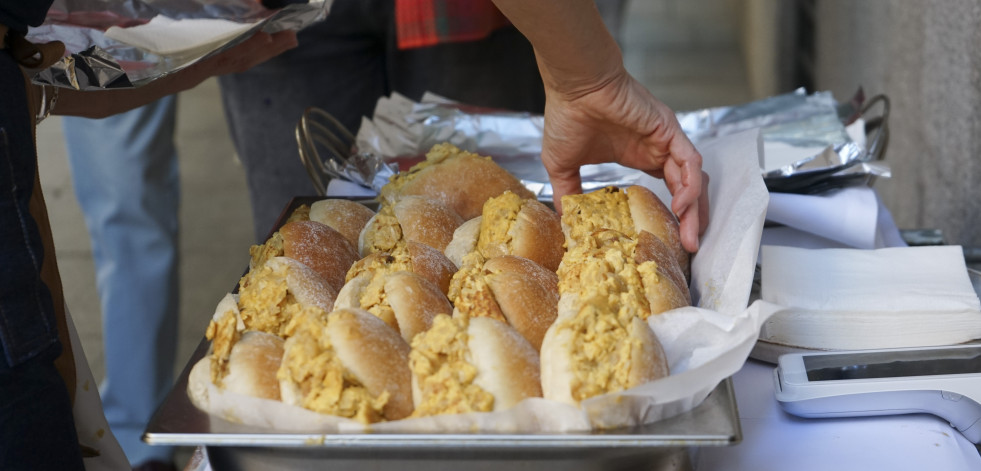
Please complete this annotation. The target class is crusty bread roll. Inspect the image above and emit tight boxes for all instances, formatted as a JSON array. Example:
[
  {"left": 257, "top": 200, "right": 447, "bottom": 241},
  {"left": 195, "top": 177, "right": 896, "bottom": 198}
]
[
  {"left": 220, "top": 331, "right": 285, "bottom": 401},
  {"left": 558, "top": 229, "right": 687, "bottom": 317},
  {"left": 280, "top": 220, "right": 359, "bottom": 293},
  {"left": 379, "top": 143, "right": 534, "bottom": 220},
  {"left": 359, "top": 196, "right": 463, "bottom": 256},
  {"left": 625, "top": 186, "right": 690, "bottom": 279},
  {"left": 444, "top": 217, "right": 481, "bottom": 268},
  {"left": 309, "top": 199, "right": 376, "bottom": 248},
  {"left": 334, "top": 270, "right": 451, "bottom": 343},
  {"left": 345, "top": 241, "right": 456, "bottom": 295},
  {"left": 447, "top": 191, "right": 564, "bottom": 272},
  {"left": 561, "top": 185, "right": 689, "bottom": 279},
  {"left": 278, "top": 307, "right": 413, "bottom": 423},
  {"left": 540, "top": 295, "right": 669, "bottom": 406},
  {"left": 204, "top": 293, "right": 244, "bottom": 385},
  {"left": 448, "top": 255, "right": 559, "bottom": 351},
  {"left": 409, "top": 315, "right": 541, "bottom": 416},
  {"left": 236, "top": 257, "right": 337, "bottom": 337}
]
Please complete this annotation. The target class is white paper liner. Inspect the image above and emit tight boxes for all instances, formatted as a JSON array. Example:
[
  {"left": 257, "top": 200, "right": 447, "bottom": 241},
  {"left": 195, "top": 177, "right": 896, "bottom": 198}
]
[
  {"left": 188, "top": 129, "right": 774, "bottom": 433},
  {"left": 104, "top": 16, "right": 259, "bottom": 57}
]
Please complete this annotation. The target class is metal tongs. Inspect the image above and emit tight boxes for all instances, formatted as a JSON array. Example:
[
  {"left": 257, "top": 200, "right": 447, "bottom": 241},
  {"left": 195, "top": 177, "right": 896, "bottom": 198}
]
[{"left": 295, "top": 107, "right": 396, "bottom": 195}]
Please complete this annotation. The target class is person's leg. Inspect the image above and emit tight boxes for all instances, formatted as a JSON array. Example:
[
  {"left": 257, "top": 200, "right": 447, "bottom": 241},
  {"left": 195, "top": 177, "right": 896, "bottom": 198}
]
[
  {"left": 61, "top": 96, "right": 180, "bottom": 467},
  {"left": 0, "top": 347, "right": 85, "bottom": 471},
  {"left": 219, "top": 0, "right": 389, "bottom": 241}
]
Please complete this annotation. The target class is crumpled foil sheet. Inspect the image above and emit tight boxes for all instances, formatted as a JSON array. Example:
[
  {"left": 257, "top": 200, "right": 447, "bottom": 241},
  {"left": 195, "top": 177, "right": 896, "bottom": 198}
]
[
  {"left": 26, "top": 0, "right": 329, "bottom": 90},
  {"left": 338, "top": 89, "right": 887, "bottom": 197}
]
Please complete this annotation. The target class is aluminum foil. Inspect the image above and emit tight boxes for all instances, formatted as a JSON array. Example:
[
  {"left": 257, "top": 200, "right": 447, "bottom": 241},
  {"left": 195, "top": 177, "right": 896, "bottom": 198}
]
[
  {"left": 26, "top": 0, "right": 330, "bottom": 90},
  {"left": 342, "top": 89, "right": 887, "bottom": 197},
  {"left": 350, "top": 92, "right": 650, "bottom": 198}
]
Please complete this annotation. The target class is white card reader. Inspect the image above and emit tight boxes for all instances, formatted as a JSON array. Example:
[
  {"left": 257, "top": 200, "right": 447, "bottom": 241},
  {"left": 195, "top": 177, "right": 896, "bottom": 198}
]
[{"left": 774, "top": 344, "right": 981, "bottom": 443}]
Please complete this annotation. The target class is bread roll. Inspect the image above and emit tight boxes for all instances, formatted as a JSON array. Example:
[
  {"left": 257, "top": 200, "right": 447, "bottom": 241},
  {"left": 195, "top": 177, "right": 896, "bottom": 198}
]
[
  {"left": 380, "top": 143, "right": 534, "bottom": 220},
  {"left": 280, "top": 220, "right": 359, "bottom": 293},
  {"left": 334, "top": 270, "right": 451, "bottom": 343},
  {"left": 345, "top": 241, "right": 456, "bottom": 295},
  {"left": 561, "top": 185, "right": 689, "bottom": 279},
  {"left": 409, "top": 314, "right": 541, "bottom": 416},
  {"left": 450, "top": 191, "right": 563, "bottom": 272},
  {"left": 540, "top": 295, "right": 669, "bottom": 406},
  {"left": 359, "top": 196, "right": 463, "bottom": 256},
  {"left": 220, "top": 331, "right": 285, "bottom": 401},
  {"left": 444, "top": 217, "right": 481, "bottom": 268},
  {"left": 204, "top": 293, "right": 244, "bottom": 385},
  {"left": 309, "top": 199, "right": 376, "bottom": 248},
  {"left": 558, "top": 229, "right": 687, "bottom": 317},
  {"left": 448, "top": 255, "right": 559, "bottom": 351},
  {"left": 278, "top": 307, "right": 413, "bottom": 423},
  {"left": 236, "top": 257, "right": 337, "bottom": 337}
]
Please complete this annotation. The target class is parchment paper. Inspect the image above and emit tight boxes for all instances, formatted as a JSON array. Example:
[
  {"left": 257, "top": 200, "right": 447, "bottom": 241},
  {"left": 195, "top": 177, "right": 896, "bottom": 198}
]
[{"left": 189, "top": 129, "right": 776, "bottom": 432}]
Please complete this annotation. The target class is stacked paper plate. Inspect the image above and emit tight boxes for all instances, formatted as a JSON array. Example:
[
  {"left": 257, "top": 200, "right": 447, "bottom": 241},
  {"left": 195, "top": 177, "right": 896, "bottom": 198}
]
[{"left": 759, "top": 245, "right": 981, "bottom": 350}]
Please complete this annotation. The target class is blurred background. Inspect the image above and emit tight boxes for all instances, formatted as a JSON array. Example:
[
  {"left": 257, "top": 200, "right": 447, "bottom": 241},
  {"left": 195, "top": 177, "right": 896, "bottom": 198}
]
[{"left": 33, "top": 0, "right": 981, "bottom": 460}]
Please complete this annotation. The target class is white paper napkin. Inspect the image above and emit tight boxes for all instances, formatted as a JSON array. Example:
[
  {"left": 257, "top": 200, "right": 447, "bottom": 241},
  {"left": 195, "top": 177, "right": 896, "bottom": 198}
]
[
  {"left": 760, "top": 245, "right": 981, "bottom": 349},
  {"left": 105, "top": 15, "right": 258, "bottom": 57}
]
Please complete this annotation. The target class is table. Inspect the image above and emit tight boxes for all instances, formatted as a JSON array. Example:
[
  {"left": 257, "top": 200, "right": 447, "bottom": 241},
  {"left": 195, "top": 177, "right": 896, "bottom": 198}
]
[{"left": 697, "top": 359, "right": 981, "bottom": 471}]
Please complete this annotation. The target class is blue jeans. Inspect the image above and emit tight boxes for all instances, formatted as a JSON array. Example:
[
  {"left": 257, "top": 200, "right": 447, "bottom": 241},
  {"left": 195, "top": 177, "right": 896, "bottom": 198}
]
[{"left": 61, "top": 96, "right": 179, "bottom": 466}]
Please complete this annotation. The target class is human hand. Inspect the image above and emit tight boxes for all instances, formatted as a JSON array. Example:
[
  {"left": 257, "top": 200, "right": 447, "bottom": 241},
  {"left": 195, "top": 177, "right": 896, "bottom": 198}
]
[{"left": 540, "top": 70, "right": 709, "bottom": 253}]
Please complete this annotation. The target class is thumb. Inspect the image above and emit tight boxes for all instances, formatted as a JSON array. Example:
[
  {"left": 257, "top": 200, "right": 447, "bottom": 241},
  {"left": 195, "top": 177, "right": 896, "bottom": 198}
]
[{"left": 547, "top": 168, "right": 583, "bottom": 215}]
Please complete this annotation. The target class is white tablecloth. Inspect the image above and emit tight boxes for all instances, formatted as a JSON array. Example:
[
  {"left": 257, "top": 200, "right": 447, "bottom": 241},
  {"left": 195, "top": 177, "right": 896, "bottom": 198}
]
[{"left": 697, "top": 359, "right": 981, "bottom": 471}]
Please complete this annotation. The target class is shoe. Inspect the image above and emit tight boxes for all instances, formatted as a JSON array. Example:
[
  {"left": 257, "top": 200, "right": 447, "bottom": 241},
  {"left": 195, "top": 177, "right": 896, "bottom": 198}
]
[{"left": 132, "top": 459, "right": 178, "bottom": 471}]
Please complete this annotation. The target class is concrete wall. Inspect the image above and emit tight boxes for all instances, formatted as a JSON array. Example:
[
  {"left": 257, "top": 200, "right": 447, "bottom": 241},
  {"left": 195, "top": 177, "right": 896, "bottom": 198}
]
[{"left": 813, "top": 1, "right": 981, "bottom": 247}]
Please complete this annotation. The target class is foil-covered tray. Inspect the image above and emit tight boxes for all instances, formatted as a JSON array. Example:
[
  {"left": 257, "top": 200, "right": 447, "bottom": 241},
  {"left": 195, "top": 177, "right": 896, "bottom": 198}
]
[{"left": 143, "top": 197, "right": 742, "bottom": 470}]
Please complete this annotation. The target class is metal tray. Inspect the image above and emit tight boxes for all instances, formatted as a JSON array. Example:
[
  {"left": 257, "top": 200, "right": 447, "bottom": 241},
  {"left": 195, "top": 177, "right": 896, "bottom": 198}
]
[{"left": 143, "top": 197, "right": 742, "bottom": 470}]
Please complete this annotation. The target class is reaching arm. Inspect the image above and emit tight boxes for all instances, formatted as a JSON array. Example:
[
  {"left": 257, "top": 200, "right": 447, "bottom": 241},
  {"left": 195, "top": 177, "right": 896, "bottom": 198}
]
[
  {"left": 491, "top": 0, "right": 708, "bottom": 252},
  {"left": 46, "top": 30, "right": 297, "bottom": 119}
]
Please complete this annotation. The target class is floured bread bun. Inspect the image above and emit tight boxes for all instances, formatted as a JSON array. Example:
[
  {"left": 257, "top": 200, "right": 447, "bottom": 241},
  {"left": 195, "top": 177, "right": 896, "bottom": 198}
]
[
  {"left": 309, "top": 199, "right": 376, "bottom": 248},
  {"left": 444, "top": 217, "right": 481, "bottom": 268},
  {"left": 278, "top": 307, "right": 413, "bottom": 423},
  {"left": 359, "top": 196, "right": 463, "bottom": 256},
  {"left": 561, "top": 186, "right": 689, "bottom": 279},
  {"left": 448, "top": 255, "right": 559, "bottom": 351},
  {"left": 204, "top": 293, "right": 245, "bottom": 386},
  {"left": 540, "top": 295, "right": 669, "bottom": 406},
  {"left": 625, "top": 186, "right": 689, "bottom": 279},
  {"left": 245, "top": 205, "right": 312, "bottom": 275},
  {"left": 280, "top": 220, "right": 359, "bottom": 293},
  {"left": 235, "top": 257, "right": 337, "bottom": 337},
  {"left": 409, "top": 315, "right": 541, "bottom": 416},
  {"left": 558, "top": 229, "right": 687, "bottom": 317},
  {"left": 220, "top": 331, "right": 285, "bottom": 401},
  {"left": 334, "top": 270, "right": 451, "bottom": 343},
  {"left": 452, "top": 191, "right": 563, "bottom": 272},
  {"left": 345, "top": 241, "right": 456, "bottom": 295},
  {"left": 380, "top": 143, "right": 534, "bottom": 220}
]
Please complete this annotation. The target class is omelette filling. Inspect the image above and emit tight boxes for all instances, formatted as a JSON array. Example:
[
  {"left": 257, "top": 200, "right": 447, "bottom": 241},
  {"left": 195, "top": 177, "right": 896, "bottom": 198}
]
[
  {"left": 476, "top": 190, "right": 523, "bottom": 258},
  {"left": 205, "top": 307, "right": 241, "bottom": 386},
  {"left": 447, "top": 252, "right": 505, "bottom": 321},
  {"left": 561, "top": 187, "right": 636, "bottom": 245},
  {"left": 409, "top": 315, "right": 494, "bottom": 416},
  {"left": 278, "top": 307, "right": 390, "bottom": 424},
  {"left": 237, "top": 260, "right": 306, "bottom": 336},
  {"left": 556, "top": 228, "right": 657, "bottom": 401},
  {"left": 361, "top": 203, "right": 403, "bottom": 255}
]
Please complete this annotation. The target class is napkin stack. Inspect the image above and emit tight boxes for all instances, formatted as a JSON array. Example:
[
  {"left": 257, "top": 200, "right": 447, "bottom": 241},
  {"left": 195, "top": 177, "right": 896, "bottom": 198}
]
[{"left": 760, "top": 245, "right": 981, "bottom": 350}]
